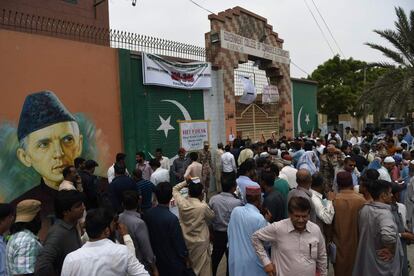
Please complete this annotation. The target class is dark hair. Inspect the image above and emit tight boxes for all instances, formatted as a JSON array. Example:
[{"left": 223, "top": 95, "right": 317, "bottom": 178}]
[
  {"left": 85, "top": 208, "right": 113, "bottom": 239},
  {"left": 133, "top": 168, "right": 143, "bottom": 180},
  {"left": 114, "top": 162, "right": 126, "bottom": 175},
  {"left": 256, "top": 157, "right": 268, "bottom": 169},
  {"left": 136, "top": 151, "right": 145, "bottom": 158},
  {"left": 116, "top": 153, "right": 127, "bottom": 162},
  {"left": 189, "top": 152, "right": 198, "bottom": 162},
  {"left": 391, "top": 182, "right": 403, "bottom": 195},
  {"left": 149, "top": 159, "right": 161, "bottom": 168},
  {"left": 74, "top": 157, "right": 85, "bottom": 169},
  {"left": 296, "top": 170, "right": 312, "bottom": 186},
  {"left": 239, "top": 158, "right": 256, "bottom": 175},
  {"left": 344, "top": 157, "right": 355, "bottom": 164},
  {"left": 365, "top": 169, "right": 380, "bottom": 181},
  {"left": 261, "top": 171, "right": 275, "bottom": 187},
  {"left": 155, "top": 182, "right": 172, "bottom": 204},
  {"left": 10, "top": 213, "right": 41, "bottom": 235},
  {"left": 84, "top": 160, "right": 98, "bottom": 170},
  {"left": 281, "top": 151, "right": 290, "bottom": 159},
  {"left": 224, "top": 145, "right": 231, "bottom": 152},
  {"left": 337, "top": 171, "right": 353, "bottom": 188},
  {"left": 0, "top": 203, "right": 14, "bottom": 220},
  {"left": 304, "top": 141, "right": 314, "bottom": 151},
  {"left": 368, "top": 180, "right": 392, "bottom": 200},
  {"left": 288, "top": 196, "right": 311, "bottom": 214},
  {"left": 54, "top": 190, "right": 85, "bottom": 219},
  {"left": 268, "top": 163, "right": 280, "bottom": 176},
  {"left": 155, "top": 148, "right": 163, "bottom": 153},
  {"left": 352, "top": 146, "right": 361, "bottom": 155},
  {"left": 221, "top": 174, "right": 236, "bottom": 192},
  {"left": 122, "top": 191, "right": 139, "bottom": 210},
  {"left": 341, "top": 144, "right": 350, "bottom": 152},
  {"left": 188, "top": 179, "right": 203, "bottom": 198},
  {"left": 62, "top": 165, "right": 75, "bottom": 178},
  {"left": 311, "top": 173, "right": 324, "bottom": 188}
]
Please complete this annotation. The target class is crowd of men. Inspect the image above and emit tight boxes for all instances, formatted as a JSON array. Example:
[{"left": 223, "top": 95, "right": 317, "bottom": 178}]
[{"left": 1, "top": 126, "right": 414, "bottom": 276}]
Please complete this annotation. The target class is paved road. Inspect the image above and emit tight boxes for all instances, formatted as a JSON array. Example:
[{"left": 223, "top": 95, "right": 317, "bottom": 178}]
[{"left": 216, "top": 243, "right": 414, "bottom": 276}]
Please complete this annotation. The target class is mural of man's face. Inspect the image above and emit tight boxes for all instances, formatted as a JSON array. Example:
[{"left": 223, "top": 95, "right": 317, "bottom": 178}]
[{"left": 17, "top": 121, "right": 83, "bottom": 189}]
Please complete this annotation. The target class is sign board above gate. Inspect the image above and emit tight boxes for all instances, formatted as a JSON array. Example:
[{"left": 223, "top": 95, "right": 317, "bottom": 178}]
[
  {"left": 220, "top": 30, "right": 290, "bottom": 64},
  {"left": 143, "top": 53, "right": 212, "bottom": 90}
]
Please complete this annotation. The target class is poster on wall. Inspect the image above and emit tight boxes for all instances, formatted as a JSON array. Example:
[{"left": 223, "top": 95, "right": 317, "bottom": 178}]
[
  {"left": 238, "top": 76, "right": 256, "bottom": 105},
  {"left": 179, "top": 120, "right": 210, "bottom": 151},
  {"left": 262, "top": 85, "right": 279, "bottom": 104},
  {"left": 0, "top": 90, "right": 111, "bottom": 205},
  {"left": 142, "top": 53, "right": 212, "bottom": 90}
]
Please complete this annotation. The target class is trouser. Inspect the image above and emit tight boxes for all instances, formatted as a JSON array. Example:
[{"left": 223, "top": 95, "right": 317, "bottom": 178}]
[
  {"left": 212, "top": 230, "right": 229, "bottom": 276},
  {"left": 222, "top": 171, "right": 236, "bottom": 184}
]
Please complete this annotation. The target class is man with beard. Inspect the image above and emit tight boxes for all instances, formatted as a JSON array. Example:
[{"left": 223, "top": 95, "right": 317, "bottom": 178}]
[{"left": 35, "top": 190, "right": 85, "bottom": 276}]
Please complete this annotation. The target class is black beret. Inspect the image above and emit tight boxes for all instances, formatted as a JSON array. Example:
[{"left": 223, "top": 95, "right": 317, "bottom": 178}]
[{"left": 17, "top": 91, "right": 76, "bottom": 141}]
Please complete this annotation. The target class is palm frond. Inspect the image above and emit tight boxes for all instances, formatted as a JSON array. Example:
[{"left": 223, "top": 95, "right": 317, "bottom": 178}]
[
  {"left": 372, "top": 30, "right": 414, "bottom": 66},
  {"left": 366, "top": 42, "right": 405, "bottom": 65}
]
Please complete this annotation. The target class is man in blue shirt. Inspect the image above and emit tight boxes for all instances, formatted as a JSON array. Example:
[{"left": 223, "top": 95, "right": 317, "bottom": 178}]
[
  {"left": 132, "top": 168, "right": 155, "bottom": 212},
  {"left": 228, "top": 186, "right": 269, "bottom": 276},
  {"left": 236, "top": 159, "right": 260, "bottom": 203},
  {"left": 403, "top": 128, "right": 413, "bottom": 146},
  {"left": 0, "top": 204, "right": 15, "bottom": 275},
  {"left": 109, "top": 163, "right": 136, "bottom": 213},
  {"left": 143, "top": 182, "right": 190, "bottom": 276}
]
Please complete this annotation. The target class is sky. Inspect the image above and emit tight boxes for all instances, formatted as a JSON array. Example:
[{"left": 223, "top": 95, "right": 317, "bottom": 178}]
[{"left": 109, "top": 0, "right": 414, "bottom": 78}]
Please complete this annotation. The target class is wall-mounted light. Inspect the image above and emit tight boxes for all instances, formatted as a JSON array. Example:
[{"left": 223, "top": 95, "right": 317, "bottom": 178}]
[{"left": 210, "top": 32, "right": 220, "bottom": 43}]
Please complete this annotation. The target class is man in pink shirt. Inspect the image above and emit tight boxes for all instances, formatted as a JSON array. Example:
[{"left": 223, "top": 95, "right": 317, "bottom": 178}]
[{"left": 252, "top": 196, "right": 327, "bottom": 276}]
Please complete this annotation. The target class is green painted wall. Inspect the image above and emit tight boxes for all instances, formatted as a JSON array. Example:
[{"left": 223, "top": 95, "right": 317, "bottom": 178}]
[
  {"left": 292, "top": 79, "right": 318, "bottom": 137},
  {"left": 118, "top": 49, "right": 205, "bottom": 172}
]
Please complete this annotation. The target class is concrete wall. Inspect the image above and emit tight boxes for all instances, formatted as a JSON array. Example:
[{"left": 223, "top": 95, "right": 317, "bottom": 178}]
[
  {"left": 0, "top": 0, "right": 109, "bottom": 28},
  {"left": 204, "top": 70, "right": 226, "bottom": 148},
  {"left": 0, "top": 29, "right": 121, "bottom": 202}
]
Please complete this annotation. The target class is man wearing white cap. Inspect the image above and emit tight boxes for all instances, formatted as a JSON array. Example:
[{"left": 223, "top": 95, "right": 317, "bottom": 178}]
[
  {"left": 378, "top": 157, "right": 395, "bottom": 182},
  {"left": 6, "top": 200, "right": 42, "bottom": 275}
]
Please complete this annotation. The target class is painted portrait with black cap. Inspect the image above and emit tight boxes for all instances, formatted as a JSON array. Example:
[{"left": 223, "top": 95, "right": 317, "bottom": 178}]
[
  {"left": 16, "top": 91, "right": 83, "bottom": 190},
  {"left": 0, "top": 90, "right": 102, "bottom": 208}
]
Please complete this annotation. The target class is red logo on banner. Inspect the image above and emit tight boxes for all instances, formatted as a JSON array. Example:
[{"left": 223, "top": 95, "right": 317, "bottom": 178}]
[{"left": 171, "top": 72, "right": 194, "bottom": 82}]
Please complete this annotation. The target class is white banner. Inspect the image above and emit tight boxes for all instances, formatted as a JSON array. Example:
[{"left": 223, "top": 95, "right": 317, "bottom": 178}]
[
  {"left": 239, "top": 76, "right": 256, "bottom": 105},
  {"left": 262, "top": 85, "right": 279, "bottom": 104},
  {"left": 142, "top": 53, "right": 212, "bottom": 90},
  {"left": 220, "top": 30, "right": 290, "bottom": 64},
  {"left": 179, "top": 120, "right": 210, "bottom": 151}
]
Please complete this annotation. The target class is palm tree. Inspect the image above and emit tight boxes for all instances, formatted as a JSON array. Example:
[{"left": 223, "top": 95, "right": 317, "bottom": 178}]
[{"left": 361, "top": 7, "right": 414, "bottom": 122}]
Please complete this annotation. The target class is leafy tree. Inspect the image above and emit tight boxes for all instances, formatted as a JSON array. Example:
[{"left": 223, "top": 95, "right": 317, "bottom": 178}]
[
  {"left": 309, "top": 55, "right": 383, "bottom": 124},
  {"left": 361, "top": 7, "right": 414, "bottom": 121}
]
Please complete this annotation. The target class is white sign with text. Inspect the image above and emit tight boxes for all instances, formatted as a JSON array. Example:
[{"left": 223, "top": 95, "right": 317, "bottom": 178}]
[{"left": 179, "top": 120, "right": 210, "bottom": 151}]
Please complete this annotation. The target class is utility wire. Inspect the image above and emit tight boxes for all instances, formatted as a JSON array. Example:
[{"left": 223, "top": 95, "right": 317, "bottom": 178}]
[
  {"left": 310, "top": 0, "right": 345, "bottom": 57},
  {"left": 291, "top": 60, "right": 311, "bottom": 76},
  {"left": 302, "top": 0, "right": 336, "bottom": 56},
  {"left": 188, "top": 0, "right": 214, "bottom": 14}
]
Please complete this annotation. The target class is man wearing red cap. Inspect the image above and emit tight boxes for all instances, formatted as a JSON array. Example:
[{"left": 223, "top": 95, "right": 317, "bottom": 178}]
[{"left": 228, "top": 185, "right": 269, "bottom": 276}]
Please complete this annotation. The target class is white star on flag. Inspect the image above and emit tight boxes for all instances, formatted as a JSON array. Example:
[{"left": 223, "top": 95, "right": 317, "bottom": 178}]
[
  {"left": 305, "top": 114, "right": 310, "bottom": 125},
  {"left": 157, "top": 115, "right": 174, "bottom": 138}
]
